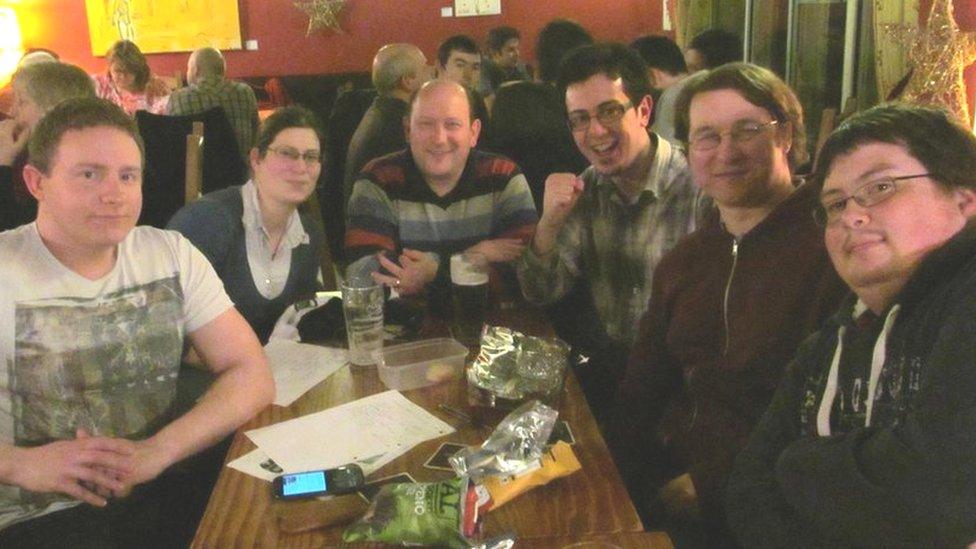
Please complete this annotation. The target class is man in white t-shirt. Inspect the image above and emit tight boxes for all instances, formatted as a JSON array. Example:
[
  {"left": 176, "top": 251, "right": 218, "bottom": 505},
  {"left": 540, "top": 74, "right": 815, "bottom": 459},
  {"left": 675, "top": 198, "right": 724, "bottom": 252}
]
[{"left": 0, "top": 97, "right": 274, "bottom": 545}]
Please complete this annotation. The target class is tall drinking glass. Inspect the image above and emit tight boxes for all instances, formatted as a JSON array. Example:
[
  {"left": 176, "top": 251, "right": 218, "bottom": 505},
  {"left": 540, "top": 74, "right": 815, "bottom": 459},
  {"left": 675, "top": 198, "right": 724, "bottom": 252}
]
[
  {"left": 450, "top": 252, "right": 489, "bottom": 345},
  {"left": 341, "top": 278, "right": 384, "bottom": 367}
]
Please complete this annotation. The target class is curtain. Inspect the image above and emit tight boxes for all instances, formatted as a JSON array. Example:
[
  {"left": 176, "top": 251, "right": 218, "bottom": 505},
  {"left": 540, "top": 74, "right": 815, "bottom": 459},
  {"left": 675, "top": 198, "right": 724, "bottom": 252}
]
[
  {"left": 874, "top": 0, "right": 920, "bottom": 100},
  {"left": 674, "top": 0, "right": 717, "bottom": 48}
]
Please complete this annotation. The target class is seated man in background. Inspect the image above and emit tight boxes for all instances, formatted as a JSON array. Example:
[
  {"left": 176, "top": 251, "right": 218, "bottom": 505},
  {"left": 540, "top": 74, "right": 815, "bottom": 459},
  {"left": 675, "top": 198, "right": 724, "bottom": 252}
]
[
  {"left": 0, "top": 62, "right": 94, "bottom": 231},
  {"left": 344, "top": 43, "right": 429, "bottom": 205},
  {"left": 481, "top": 26, "right": 531, "bottom": 95},
  {"left": 516, "top": 43, "right": 698, "bottom": 421},
  {"left": 0, "top": 49, "right": 59, "bottom": 122},
  {"left": 630, "top": 34, "right": 690, "bottom": 144},
  {"left": 436, "top": 35, "right": 490, "bottom": 129},
  {"left": 167, "top": 47, "right": 260, "bottom": 163},
  {"left": 684, "top": 29, "right": 743, "bottom": 73},
  {"left": 345, "top": 79, "right": 537, "bottom": 312},
  {"left": 726, "top": 104, "right": 976, "bottom": 547},
  {"left": 611, "top": 63, "right": 846, "bottom": 545},
  {"left": 483, "top": 19, "right": 593, "bottom": 210},
  {"left": 0, "top": 97, "right": 273, "bottom": 546}
]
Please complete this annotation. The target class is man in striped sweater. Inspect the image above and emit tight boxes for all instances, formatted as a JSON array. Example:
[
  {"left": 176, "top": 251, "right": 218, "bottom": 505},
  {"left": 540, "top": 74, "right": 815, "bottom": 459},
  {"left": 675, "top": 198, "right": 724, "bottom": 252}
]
[{"left": 345, "top": 79, "right": 537, "bottom": 310}]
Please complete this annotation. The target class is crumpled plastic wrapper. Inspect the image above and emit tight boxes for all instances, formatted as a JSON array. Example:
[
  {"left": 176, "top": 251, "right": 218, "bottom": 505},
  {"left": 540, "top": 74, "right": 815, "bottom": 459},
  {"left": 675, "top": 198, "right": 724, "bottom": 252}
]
[
  {"left": 467, "top": 326, "right": 570, "bottom": 405},
  {"left": 341, "top": 475, "right": 515, "bottom": 549},
  {"left": 449, "top": 400, "right": 558, "bottom": 481}
]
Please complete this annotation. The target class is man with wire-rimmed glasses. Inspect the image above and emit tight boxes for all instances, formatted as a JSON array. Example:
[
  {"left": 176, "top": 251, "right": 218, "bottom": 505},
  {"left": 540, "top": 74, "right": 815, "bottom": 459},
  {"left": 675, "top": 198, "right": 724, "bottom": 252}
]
[
  {"left": 727, "top": 103, "right": 976, "bottom": 546},
  {"left": 610, "top": 62, "right": 846, "bottom": 545},
  {"left": 516, "top": 42, "right": 698, "bottom": 424}
]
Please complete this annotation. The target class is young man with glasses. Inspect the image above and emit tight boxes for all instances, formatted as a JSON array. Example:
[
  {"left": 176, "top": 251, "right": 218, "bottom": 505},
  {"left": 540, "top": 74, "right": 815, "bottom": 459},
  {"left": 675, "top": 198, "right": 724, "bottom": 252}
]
[
  {"left": 516, "top": 42, "right": 698, "bottom": 422},
  {"left": 609, "top": 63, "right": 845, "bottom": 544},
  {"left": 727, "top": 103, "right": 976, "bottom": 547}
]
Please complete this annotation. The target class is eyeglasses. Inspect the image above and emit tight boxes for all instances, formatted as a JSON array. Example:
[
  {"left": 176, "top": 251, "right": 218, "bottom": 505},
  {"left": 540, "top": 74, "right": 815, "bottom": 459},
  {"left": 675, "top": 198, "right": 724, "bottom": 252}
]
[
  {"left": 566, "top": 100, "right": 634, "bottom": 133},
  {"left": 268, "top": 146, "right": 321, "bottom": 165},
  {"left": 688, "top": 120, "right": 779, "bottom": 152},
  {"left": 812, "top": 173, "right": 932, "bottom": 227}
]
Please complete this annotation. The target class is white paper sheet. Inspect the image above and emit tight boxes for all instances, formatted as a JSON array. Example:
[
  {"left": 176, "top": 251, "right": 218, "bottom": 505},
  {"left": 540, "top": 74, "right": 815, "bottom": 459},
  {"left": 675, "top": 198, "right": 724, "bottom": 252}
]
[
  {"left": 226, "top": 448, "right": 282, "bottom": 482},
  {"left": 265, "top": 339, "right": 347, "bottom": 407},
  {"left": 227, "top": 446, "right": 402, "bottom": 482},
  {"left": 245, "top": 390, "right": 454, "bottom": 476}
]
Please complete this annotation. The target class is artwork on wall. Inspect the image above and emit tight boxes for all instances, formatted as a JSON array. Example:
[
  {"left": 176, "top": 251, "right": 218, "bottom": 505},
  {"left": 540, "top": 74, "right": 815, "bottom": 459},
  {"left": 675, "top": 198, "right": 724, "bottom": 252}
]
[
  {"left": 85, "top": 0, "right": 242, "bottom": 55},
  {"left": 294, "top": 0, "right": 347, "bottom": 35},
  {"left": 882, "top": 0, "right": 976, "bottom": 125}
]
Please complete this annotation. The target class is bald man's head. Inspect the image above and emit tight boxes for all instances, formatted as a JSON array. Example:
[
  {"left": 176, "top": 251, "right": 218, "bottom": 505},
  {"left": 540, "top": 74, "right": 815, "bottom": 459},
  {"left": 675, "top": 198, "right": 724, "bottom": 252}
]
[
  {"left": 407, "top": 79, "right": 481, "bottom": 188},
  {"left": 372, "top": 43, "right": 428, "bottom": 96},
  {"left": 408, "top": 78, "right": 477, "bottom": 122},
  {"left": 188, "top": 47, "right": 225, "bottom": 85}
]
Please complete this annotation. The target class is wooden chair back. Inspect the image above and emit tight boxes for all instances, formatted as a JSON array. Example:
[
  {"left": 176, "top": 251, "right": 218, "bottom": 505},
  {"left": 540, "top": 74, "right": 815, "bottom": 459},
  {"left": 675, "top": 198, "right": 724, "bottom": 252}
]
[
  {"left": 299, "top": 190, "right": 339, "bottom": 291},
  {"left": 185, "top": 121, "right": 204, "bottom": 204}
]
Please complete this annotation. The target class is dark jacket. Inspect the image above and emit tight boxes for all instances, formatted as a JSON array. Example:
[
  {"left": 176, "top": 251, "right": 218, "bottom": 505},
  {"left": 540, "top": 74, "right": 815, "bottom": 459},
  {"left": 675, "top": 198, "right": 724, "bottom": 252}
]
[
  {"left": 726, "top": 223, "right": 976, "bottom": 548},
  {"left": 611, "top": 181, "right": 846, "bottom": 534},
  {"left": 343, "top": 95, "right": 408, "bottom": 205},
  {"left": 0, "top": 152, "right": 33, "bottom": 232},
  {"left": 484, "top": 81, "right": 588, "bottom": 211}
]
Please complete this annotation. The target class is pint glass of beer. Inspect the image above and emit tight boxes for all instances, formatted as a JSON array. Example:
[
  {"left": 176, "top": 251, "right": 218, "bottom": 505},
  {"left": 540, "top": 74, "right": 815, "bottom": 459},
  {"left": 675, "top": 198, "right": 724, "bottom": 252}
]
[
  {"left": 450, "top": 252, "right": 489, "bottom": 345},
  {"left": 341, "top": 278, "right": 384, "bottom": 367}
]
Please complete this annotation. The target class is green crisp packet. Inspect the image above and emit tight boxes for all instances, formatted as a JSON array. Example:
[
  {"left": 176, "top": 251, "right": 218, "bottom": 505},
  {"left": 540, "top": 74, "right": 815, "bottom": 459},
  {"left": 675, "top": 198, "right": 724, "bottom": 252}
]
[{"left": 342, "top": 476, "right": 486, "bottom": 548}]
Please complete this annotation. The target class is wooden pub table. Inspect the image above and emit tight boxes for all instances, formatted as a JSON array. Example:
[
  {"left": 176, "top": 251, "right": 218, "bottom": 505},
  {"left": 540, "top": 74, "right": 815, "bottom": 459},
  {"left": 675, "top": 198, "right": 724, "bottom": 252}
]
[{"left": 192, "top": 307, "right": 651, "bottom": 548}]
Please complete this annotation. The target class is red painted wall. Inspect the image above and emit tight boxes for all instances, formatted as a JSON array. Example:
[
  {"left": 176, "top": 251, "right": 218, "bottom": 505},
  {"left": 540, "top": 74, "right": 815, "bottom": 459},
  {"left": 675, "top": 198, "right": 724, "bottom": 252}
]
[
  {"left": 14, "top": 1, "right": 975, "bottom": 121},
  {"left": 17, "top": 1, "right": 664, "bottom": 78}
]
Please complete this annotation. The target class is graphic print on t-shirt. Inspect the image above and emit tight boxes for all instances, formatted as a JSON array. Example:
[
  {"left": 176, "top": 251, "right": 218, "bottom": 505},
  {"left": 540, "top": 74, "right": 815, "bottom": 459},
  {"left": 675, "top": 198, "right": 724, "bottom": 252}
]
[{"left": 12, "top": 275, "right": 185, "bottom": 449}]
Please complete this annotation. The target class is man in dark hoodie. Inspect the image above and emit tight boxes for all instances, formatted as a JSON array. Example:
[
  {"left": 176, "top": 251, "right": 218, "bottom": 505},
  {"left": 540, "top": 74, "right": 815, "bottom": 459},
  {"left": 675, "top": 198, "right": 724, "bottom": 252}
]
[
  {"left": 610, "top": 63, "right": 846, "bottom": 545},
  {"left": 726, "top": 103, "right": 976, "bottom": 547}
]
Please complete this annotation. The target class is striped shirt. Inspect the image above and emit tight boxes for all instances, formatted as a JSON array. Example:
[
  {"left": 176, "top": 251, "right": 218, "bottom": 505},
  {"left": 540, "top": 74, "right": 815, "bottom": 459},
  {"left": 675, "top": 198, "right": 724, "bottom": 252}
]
[
  {"left": 167, "top": 75, "right": 259, "bottom": 162},
  {"left": 346, "top": 148, "right": 538, "bottom": 296},
  {"left": 517, "top": 135, "right": 699, "bottom": 347}
]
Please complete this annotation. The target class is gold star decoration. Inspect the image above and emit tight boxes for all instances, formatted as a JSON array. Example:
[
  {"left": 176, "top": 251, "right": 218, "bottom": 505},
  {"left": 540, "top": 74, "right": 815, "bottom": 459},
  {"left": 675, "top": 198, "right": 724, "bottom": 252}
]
[
  {"left": 294, "top": 0, "right": 347, "bottom": 36},
  {"left": 884, "top": 0, "right": 976, "bottom": 125}
]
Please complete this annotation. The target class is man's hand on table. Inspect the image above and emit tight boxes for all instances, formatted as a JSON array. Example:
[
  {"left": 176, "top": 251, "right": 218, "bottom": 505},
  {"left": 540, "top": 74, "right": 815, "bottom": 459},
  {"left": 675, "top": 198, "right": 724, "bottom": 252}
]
[{"left": 372, "top": 249, "right": 438, "bottom": 295}]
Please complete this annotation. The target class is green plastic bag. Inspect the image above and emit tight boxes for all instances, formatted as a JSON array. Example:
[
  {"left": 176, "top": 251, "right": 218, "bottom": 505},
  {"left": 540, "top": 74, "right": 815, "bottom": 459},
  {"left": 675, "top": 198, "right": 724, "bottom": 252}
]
[{"left": 342, "top": 477, "right": 475, "bottom": 548}]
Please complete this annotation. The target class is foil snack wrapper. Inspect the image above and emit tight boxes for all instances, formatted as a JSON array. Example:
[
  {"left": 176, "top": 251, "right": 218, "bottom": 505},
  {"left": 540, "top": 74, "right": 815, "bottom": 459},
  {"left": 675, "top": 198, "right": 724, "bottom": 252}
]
[
  {"left": 466, "top": 326, "right": 570, "bottom": 406},
  {"left": 449, "top": 400, "right": 558, "bottom": 481}
]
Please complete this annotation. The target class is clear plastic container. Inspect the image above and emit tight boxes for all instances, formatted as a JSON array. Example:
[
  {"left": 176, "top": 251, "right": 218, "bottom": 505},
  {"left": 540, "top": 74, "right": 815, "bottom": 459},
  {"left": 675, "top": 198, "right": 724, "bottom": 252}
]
[{"left": 375, "top": 338, "right": 469, "bottom": 391}]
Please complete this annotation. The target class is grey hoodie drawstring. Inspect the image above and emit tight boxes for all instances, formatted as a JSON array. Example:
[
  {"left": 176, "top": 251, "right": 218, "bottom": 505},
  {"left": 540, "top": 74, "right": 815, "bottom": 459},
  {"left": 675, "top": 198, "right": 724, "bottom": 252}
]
[{"left": 816, "top": 303, "right": 901, "bottom": 436}]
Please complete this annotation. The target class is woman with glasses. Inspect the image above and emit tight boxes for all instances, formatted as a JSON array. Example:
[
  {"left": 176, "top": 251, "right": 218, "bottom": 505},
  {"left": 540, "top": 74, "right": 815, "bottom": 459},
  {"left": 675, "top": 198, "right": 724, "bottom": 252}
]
[
  {"left": 168, "top": 106, "right": 324, "bottom": 344},
  {"left": 93, "top": 40, "right": 170, "bottom": 115},
  {"left": 609, "top": 63, "right": 847, "bottom": 545}
]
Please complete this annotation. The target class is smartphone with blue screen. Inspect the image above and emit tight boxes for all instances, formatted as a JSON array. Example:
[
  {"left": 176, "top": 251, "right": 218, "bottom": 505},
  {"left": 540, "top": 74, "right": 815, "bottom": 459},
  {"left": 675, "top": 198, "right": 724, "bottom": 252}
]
[{"left": 272, "top": 464, "right": 365, "bottom": 500}]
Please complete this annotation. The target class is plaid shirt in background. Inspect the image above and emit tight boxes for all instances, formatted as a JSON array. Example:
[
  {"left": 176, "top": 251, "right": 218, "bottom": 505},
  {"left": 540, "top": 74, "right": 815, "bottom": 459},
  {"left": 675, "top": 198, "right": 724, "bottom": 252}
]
[
  {"left": 517, "top": 136, "right": 700, "bottom": 347},
  {"left": 167, "top": 75, "right": 260, "bottom": 162}
]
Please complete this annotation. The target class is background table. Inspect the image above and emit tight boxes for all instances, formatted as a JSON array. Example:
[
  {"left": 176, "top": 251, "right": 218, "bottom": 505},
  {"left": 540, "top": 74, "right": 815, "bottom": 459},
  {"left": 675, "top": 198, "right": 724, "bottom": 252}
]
[{"left": 193, "top": 311, "right": 646, "bottom": 547}]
